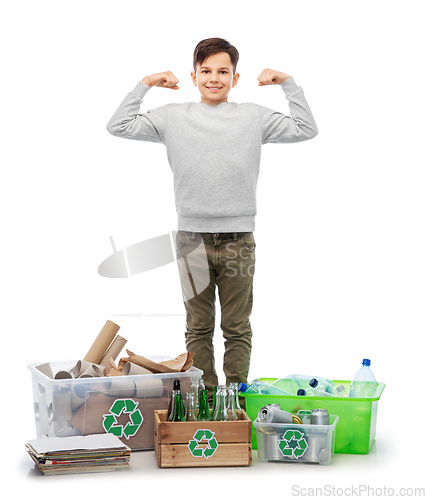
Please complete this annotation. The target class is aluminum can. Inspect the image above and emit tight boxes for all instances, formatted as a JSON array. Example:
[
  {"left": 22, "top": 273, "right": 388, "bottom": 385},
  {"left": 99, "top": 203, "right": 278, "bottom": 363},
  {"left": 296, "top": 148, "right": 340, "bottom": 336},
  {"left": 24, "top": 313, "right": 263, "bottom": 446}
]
[
  {"left": 310, "top": 408, "right": 329, "bottom": 425},
  {"left": 258, "top": 405, "right": 293, "bottom": 424}
]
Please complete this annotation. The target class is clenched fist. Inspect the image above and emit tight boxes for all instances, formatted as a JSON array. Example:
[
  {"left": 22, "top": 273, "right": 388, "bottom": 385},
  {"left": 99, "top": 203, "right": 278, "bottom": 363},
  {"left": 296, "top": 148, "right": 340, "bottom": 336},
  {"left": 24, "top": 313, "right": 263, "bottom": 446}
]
[
  {"left": 257, "top": 69, "right": 290, "bottom": 86},
  {"left": 142, "top": 71, "right": 179, "bottom": 89}
]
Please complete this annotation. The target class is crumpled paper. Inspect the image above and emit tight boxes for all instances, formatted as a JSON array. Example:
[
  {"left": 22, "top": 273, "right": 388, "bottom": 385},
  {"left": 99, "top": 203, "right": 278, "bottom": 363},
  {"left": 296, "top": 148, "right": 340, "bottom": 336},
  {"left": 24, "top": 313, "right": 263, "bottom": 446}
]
[{"left": 118, "top": 350, "right": 194, "bottom": 374}]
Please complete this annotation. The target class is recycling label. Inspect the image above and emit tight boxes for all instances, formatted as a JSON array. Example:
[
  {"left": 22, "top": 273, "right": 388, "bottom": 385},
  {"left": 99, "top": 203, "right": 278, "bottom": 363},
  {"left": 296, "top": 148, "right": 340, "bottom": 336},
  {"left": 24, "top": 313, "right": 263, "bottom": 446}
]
[
  {"left": 102, "top": 399, "right": 143, "bottom": 440},
  {"left": 188, "top": 429, "right": 219, "bottom": 459},
  {"left": 278, "top": 429, "right": 308, "bottom": 459}
]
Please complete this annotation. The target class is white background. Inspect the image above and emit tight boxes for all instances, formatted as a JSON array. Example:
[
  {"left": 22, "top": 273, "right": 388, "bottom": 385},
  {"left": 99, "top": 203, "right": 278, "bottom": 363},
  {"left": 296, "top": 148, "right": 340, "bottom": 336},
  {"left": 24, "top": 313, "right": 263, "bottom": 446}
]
[{"left": 2, "top": 0, "right": 425, "bottom": 496}]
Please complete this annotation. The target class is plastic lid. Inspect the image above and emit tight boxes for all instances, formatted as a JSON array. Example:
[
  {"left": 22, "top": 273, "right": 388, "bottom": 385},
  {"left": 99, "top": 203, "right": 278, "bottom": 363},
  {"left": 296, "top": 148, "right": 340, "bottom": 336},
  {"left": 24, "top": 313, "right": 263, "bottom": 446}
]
[
  {"left": 362, "top": 359, "right": 371, "bottom": 366},
  {"left": 238, "top": 382, "right": 248, "bottom": 392},
  {"left": 309, "top": 378, "right": 319, "bottom": 388},
  {"left": 297, "top": 389, "right": 306, "bottom": 396}
]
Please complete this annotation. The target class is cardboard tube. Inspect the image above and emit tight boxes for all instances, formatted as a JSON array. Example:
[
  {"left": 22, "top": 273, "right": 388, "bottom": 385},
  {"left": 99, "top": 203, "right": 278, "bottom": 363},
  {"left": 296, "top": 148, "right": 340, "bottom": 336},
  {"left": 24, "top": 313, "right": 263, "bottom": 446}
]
[
  {"left": 53, "top": 390, "right": 72, "bottom": 422},
  {"left": 83, "top": 320, "right": 120, "bottom": 364},
  {"left": 80, "top": 364, "right": 104, "bottom": 378},
  {"left": 103, "top": 377, "right": 136, "bottom": 398},
  {"left": 55, "top": 370, "right": 73, "bottom": 380},
  {"left": 134, "top": 379, "right": 164, "bottom": 398},
  {"left": 121, "top": 362, "right": 153, "bottom": 376},
  {"left": 36, "top": 363, "right": 54, "bottom": 379},
  {"left": 74, "top": 360, "right": 92, "bottom": 378},
  {"left": 71, "top": 383, "right": 90, "bottom": 413},
  {"left": 99, "top": 335, "right": 127, "bottom": 366}
]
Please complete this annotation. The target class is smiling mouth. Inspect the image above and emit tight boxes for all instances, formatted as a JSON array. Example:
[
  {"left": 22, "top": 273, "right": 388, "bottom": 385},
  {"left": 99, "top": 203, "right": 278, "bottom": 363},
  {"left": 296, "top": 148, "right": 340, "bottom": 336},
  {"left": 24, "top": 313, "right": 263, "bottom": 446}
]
[{"left": 206, "top": 86, "right": 222, "bottom": 90}]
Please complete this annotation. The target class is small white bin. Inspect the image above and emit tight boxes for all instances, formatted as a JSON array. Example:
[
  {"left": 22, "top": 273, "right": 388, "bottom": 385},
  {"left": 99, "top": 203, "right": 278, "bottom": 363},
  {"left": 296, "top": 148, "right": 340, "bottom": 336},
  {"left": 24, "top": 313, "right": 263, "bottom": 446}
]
[
  {"left": 254, "top": 414, "right": 339, "bottom": 465},
  {"left": 28, "top": 358, "right": 203, "bottom": 451}
]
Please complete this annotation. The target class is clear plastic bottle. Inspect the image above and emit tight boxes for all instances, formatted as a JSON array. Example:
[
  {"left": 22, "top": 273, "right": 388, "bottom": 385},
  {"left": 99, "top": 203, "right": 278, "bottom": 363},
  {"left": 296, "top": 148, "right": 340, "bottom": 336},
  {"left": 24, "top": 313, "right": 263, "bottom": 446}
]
[
  {"left": 273, "top": 374, "right": 336, "bottom": 394},
  {"left": 349, "top": 359, "right": 377, "bottom": 398},
  {"left": 336, "top": 384, "right": 348, "bottom": 396},
  {"left": 297, "top": 388, "right": 335, "bottom": 397},
  {"left": 238, "top": 379, "right": 293, "bottom": 396},
  {"left": 309, "top": 378, "right": 342, "bottom": 397}
]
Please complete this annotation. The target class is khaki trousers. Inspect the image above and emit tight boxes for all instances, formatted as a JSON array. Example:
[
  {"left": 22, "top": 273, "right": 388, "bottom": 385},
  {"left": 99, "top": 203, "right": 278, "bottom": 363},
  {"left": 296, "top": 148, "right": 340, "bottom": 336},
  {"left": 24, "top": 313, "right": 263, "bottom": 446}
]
[{"left": 176, "top": 231, "right": 255, "bottom": 397}]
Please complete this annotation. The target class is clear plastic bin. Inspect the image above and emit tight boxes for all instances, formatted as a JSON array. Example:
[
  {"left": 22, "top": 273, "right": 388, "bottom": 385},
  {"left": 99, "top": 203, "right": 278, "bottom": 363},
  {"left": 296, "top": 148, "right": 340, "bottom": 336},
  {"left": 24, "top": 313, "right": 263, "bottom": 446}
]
[
  {"left": 254, "top": 412, "right": 339, "bottom": 465},
  {"left": 28, "top": 358, "right": 203, "bottom": 450},
  {"left": 242, "top": 378, "right": 385, "bottom": 454}
]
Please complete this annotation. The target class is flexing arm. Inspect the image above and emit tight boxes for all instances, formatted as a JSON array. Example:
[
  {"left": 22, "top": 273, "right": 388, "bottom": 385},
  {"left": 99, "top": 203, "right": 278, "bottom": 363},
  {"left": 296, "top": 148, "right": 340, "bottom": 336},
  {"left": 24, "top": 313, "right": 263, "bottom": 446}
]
[
  {"left": 258, "top": 69, "right": 318, "bottom": 144},
  {"left": 106, "top": 71, "right": 179, "bottom": 143}
]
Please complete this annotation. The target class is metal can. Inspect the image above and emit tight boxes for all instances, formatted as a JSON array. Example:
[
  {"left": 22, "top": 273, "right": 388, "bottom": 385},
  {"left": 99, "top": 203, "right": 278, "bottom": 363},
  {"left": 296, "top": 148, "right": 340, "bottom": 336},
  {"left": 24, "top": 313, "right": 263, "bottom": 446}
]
[
  {"left": 310, "top": 408, "right": 329, "bottom": 425},
  {"left": 258, "top": 405, "right": 293, "bottom": 424}
]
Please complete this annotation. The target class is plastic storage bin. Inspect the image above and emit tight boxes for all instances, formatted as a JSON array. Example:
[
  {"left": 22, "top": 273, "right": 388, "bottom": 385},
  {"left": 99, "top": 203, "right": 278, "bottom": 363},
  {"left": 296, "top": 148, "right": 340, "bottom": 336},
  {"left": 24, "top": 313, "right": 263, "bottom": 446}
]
[
  {"left": 28, "top": 358, "right": 203, "bottom": 451},
  {"left": 254, "top": 412, "right": 338, "bottom": 465},
  {"left": 242, "top": 378, "right": 385, "bottom": 454}
]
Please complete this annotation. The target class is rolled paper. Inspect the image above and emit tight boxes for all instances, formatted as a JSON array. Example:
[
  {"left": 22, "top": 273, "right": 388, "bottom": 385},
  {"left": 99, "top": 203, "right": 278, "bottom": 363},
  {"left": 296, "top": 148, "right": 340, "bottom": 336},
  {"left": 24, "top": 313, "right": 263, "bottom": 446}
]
[
  {"left": 83, "top": 320, "right": 120, "bottom": 364},
  {"left": 53, "top": 390, "right": 72, "bottom": 422},
  {"left": 55, "top": 370, "right": 73, "bottom": 380},
  {"left": 121, "top": 362, "right": 153, "bottom": 376},
  {"left": 36, "top": 363, "right": 54, "bottom": 379},
  {"left": 99, "top": 335, "right": 127, "bottom": 366},
  {"left": 80, "top": 364, "right": 104, "bottom": 378},
  {"left": 134, "top": 378, "right": 164, "bottom": 398},
  {"left": 103, "top": 377, "right": 136, "bottom": 398},
  {"left": 74, "top": 360, "right": 93, "bottom": 378}
]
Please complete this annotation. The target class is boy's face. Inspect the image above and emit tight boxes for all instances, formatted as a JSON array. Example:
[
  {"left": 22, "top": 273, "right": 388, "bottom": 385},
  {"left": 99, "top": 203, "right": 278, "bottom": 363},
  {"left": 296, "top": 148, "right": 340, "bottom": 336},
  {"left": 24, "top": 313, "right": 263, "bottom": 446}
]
[{"left": 191, "top": 52, "right": 239, "bottom": 106}]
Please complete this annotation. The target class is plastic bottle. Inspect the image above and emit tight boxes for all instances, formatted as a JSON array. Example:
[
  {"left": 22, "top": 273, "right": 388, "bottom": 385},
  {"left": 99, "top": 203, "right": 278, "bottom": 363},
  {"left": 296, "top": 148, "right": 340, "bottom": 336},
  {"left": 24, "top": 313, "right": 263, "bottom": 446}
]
[
  {"left": 336, "top": 384, "right": 348, "bottom": 396},
  {"left": 309, "top": 378, "right": 342, "bottom": 397},
  {"left": 349, "top": 359, "right": 377, "bottom": 398},
  {"left": 297, "top": 388, "right": 335, "bottom": 397},
  {"left": 238, "top": 379, "right": 293, "bottom": 396},
  {"left": 273, "top": 374, "right": 336, "bottom": 394}
]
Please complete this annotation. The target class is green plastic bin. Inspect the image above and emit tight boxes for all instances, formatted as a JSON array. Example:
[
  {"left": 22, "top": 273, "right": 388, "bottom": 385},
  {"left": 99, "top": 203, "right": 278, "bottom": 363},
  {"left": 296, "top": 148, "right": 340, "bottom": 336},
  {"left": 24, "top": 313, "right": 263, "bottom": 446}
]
[{"left": 241, "top": 378, "right": 385, "bottom": 454}]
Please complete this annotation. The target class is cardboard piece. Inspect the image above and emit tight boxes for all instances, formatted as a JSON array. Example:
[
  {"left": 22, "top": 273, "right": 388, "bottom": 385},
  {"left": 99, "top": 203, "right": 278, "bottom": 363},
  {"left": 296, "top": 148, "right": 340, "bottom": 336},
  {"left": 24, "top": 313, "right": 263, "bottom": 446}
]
[
  {"left": 71, "top": 392, "right": 170, "bottom": 450},
  {"left": 122, "top": 350, "right": 194, "bottom": 374}
]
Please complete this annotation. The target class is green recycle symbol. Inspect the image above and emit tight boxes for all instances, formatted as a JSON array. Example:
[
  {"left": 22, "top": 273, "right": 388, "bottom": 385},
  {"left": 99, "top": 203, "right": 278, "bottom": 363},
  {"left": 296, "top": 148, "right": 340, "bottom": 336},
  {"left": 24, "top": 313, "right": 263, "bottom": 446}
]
[
  {"left": 278, "top": 429, "right": 308, "bottom": 459},
  {"left": 188, "top": 429, "right": 219, "bottom": 459},
  {"left": 102, "top": 399, "right": 143, "bottom": 440}
]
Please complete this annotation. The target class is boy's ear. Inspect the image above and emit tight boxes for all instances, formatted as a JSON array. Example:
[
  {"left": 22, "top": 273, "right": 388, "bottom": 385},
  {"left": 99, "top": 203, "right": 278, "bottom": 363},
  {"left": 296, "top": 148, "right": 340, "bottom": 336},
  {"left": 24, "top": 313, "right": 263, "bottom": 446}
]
[
  {"left": 191, "top": 71, "right": 197, "bottom": 86},
  {"left": 232, "top": 72, "right": 240, "bottom": 87}
]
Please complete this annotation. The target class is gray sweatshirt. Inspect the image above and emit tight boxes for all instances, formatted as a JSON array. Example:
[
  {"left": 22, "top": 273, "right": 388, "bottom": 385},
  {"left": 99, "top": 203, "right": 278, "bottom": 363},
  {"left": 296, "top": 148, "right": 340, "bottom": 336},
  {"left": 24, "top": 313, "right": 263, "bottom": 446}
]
[{"left": 107, "top": 77, "right": 318, "bottom": 232}]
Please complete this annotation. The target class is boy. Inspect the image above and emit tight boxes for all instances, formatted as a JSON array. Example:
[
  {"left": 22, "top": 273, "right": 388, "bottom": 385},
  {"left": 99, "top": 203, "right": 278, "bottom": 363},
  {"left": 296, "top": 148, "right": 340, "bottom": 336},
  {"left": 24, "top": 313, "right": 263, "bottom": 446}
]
[{"left": 107, "top": 38, "right": 318, "bottom": 398}]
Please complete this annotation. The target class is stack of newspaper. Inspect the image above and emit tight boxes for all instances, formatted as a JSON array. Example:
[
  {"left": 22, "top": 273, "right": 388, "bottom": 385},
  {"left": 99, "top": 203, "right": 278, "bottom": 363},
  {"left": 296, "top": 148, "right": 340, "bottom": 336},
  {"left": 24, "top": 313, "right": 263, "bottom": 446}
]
[{"left": 25, "top": 434, "right": 131, "bottom": 475}]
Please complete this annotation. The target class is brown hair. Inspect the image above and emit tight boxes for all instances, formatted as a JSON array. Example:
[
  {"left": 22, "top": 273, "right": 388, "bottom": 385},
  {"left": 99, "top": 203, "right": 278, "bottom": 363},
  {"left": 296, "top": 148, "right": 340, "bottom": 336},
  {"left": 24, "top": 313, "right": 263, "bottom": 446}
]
[{"left": 193, "top": 38, "right": 239, "bottom": 74}]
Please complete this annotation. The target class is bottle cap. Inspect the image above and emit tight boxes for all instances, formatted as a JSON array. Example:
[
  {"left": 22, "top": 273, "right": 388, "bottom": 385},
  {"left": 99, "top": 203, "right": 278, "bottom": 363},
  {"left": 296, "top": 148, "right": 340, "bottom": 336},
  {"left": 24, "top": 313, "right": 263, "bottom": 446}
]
[
  {"left": 173, "top": 379, "right": 181, "bottom": 390},
  {"left": 309, "top": 378, "right": 319, "bottom": 388},
  {"left": 362, "top": 359, "right": 371, "bottom": 366},
  {"left": 297, "top": 389, "right": 306, "bottom": 396},
  {"left": 238, "top": 382, "right": 248, "bottom": 392},
  {"left": 336, "top": 385, "right": 346, "bottom": 392}
]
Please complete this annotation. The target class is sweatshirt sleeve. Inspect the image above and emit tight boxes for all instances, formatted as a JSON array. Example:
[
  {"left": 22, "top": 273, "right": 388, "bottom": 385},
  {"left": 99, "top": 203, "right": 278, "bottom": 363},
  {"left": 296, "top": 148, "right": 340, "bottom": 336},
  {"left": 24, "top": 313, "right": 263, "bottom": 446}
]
[
  {"left": 260, "top": 77, "right": 318, "bottom": 144},
  {"left": 106, "top": 81, "right": 166, "bottom": 144}
]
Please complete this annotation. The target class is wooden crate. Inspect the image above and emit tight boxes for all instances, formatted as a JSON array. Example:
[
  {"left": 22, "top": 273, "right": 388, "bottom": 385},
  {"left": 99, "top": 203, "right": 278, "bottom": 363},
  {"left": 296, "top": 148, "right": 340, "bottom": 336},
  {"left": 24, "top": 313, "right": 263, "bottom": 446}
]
[{"left": 154, "top": 409, "right": 252, "bottom": 467}]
